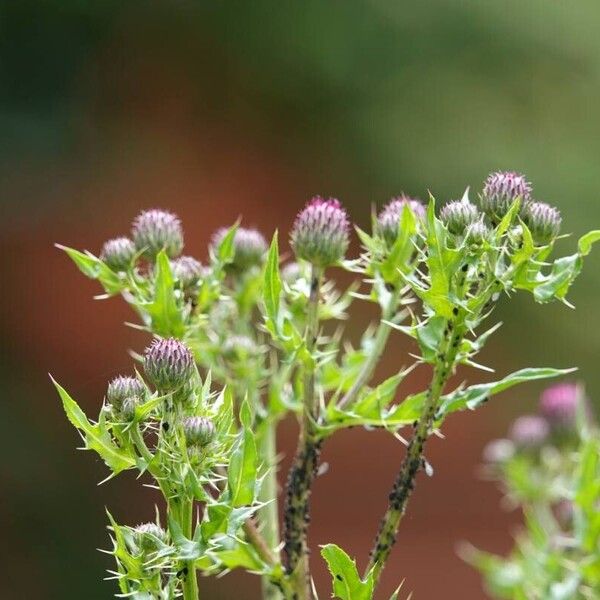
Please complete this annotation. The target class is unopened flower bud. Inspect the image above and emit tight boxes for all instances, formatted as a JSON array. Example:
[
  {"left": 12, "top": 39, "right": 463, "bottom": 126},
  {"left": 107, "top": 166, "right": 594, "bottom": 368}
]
[
  {"left": 144, "top": 338, "right": 194, "bottom": 391},
  {"left": 521, "top": 201, "right": 561, "bottom": 245},
  {"left": 182, "top": 416, "right": 216, "bottom": 447},
  {"left": 440, "top": 199, "right": 480, "bottom": 235},
  {"left": 100, "top": 237, "right": 136, "bottom": 271},
  {"left": 290, "top": 197, "right": 350, "bottom": 267},
  {"left": 171, "top": 256, "right": 204, "bottom": 290},
  {"left": 465, "top": 220, "right": 491, "bottom": 246},
  {"left": 377, "top": 195, "right": 425, "bottom": 246},
  {"left": 107, "top": 376, "right": 146, "bottom": 411},
  {"left": 132, "top": 209, "right": 184, "bottom": 259},
  {"left": 134, "top": 522, "right": 168, "bottom": 553},
  {"left": 211, "top": 227, "right": 267, "bottom": 270},
  {"left": 482, "top": 438, "right": 515, "bottom": 464},
  {"left": 509, "top": 415, "right": 549, "bottom": 449},
  {"left": 481, "top": 171, "right": 532, "bottom": 221},
  {"left": 539, "top": 383, "right": 578, "bottom": 430}
]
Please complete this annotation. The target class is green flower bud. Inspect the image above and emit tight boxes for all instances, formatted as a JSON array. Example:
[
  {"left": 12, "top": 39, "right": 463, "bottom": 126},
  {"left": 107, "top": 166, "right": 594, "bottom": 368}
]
[
  {"left": 107, "top": 376, "right": 146, "bottom": 414},
  {"left": 465, "top": 220, "right": 491, "bottom": 246},
  {"left": 100, "top": 237, "right": 136, "bottom": 271},
  {"left": 134, "top": 522, "right": 168, "bottom": 554},
  {"left": 143, "top": 338, "right": 194, "bottom": 391},
  {"left": 171, "top": 256, "right": 204, "bottom": 290},
  {"left": 439, "top": 199, "right": 480, "bottom": 235},
  {"left": 211, "top": 227, "right": 268, "bottom": 270},
  {"left": 182, "top": 416, "right": 216, "bottom": 447},
  {"left": 290, "top": 197, "right": 350, "bottom": 267},
  {"left": 132, "top": 209, "right": 184, "bottom": 259},
  {"left": 521, "top": 201, "right": 562, "bottom": 245}
]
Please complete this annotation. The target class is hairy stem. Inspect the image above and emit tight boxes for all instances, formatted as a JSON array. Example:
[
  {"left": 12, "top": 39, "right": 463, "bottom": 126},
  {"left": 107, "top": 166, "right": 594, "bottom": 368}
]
[
  {"left": 283, "top": 265, "right": 323, "bottom": 600},
  {"left": 366, "top": 313, "right": 465, "bottom": 586},
  {"left": 338, "top": 283, "right": 402, "bottom": 410},
  {"left": 258, "top": 418, "right": 282, "bottom": 600}
]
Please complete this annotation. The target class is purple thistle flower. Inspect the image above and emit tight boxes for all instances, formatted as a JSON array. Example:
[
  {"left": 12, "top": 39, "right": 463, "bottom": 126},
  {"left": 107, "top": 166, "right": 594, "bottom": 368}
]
[
  {"left": 439, "top": 199, "right": 480, "bottom": 235},
  {"left": 482, "top": 438, "right": 515, "bottom": 464},
  {"left": 143, "top": 338, "right": 194, "bottom": 391},
  {"left": 171, "top": 256, "right": 204, "bottom": 290},
  {"left": 290, "top": 196, "right": 350, "bottom": 267},
  {"left": 509, "top": 415, "right": 550, "bottom": 449},
  {"left": 106, "top": 376, "right": 146, "bottom": 412},
  {"left": 539, "top": 382, "right": 579, "bottom": 429},
  {"left": 132, "top": 209, "right": 184, "bottom": 259},
  {"left": 100, "top": 237, "right": 136, "bottom": 271},
  {"left": 377, "top": 195, "right": 425, "bottom": 246},
  {"left": 211, "top": 226, "right": 267, "bottom": 270},
  {"left": 521, "top": 201, "right": 562, "bottom": 245},
  {"left": 182, "top": 416, "right": 216, "bottom": 447},
  {"left": 481, "top": 171, "right": 532, "bottom": 221}
]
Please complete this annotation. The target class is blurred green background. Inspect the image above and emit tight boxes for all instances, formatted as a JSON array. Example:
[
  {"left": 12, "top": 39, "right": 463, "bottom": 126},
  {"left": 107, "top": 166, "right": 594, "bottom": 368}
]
[{"left": 1, "top": 1, "right": 599, "bottom": 598}]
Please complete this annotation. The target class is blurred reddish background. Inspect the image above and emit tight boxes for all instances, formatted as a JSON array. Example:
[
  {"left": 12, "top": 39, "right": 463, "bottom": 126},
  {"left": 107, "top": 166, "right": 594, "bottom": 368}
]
[{"left": 2, "top": 2, "right": 599, "bottom": 598}]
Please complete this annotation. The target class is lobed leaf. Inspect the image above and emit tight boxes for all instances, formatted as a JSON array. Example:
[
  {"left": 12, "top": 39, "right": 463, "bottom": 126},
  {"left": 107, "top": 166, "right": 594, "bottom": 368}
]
[{"left": 321, "top": 544, "right": 374, "bottom": 600}]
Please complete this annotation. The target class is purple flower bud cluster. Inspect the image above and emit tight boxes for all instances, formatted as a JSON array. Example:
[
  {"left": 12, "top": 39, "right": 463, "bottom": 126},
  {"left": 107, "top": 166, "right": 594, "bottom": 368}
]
[
  {"left": 182, "top": 416, "right": 216, "bottom": 447},
  {"left": 106, "top": 376, "right": 147, "bottom": 419},
  {"left": 377, "top": 195, "right": 425, "bottom": 245},
  {"left": 481, "top": 171, "right": 532, "bottom": 221},
  {"left": 100, "top": 237, "right": 136, "bottom": 271},
  {"left": 132, "top": 209, "right": 184, "bottom": 259},
  {"left": 144, "top": 338, "right": 194, "bottom": 391},
  {"left": 521, "top": 201, "right": 562, "bottom": 245},
  {"left": 439, "top": 199, "right": 480, "bottom": 235},
  {"left": 291, "top": 197, "right": 350, "bottom": 267}
]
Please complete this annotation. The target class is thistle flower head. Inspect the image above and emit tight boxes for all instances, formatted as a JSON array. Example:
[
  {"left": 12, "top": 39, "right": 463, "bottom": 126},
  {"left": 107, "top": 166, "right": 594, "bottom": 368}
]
[
  {"left": 132, "top": 209, "right": 183, "bottom": 259},
  {"left": 377, "top": 195, "right": 425, "bottom": 245},
  {"left": 481, "top": 171, "right": 532, "bottom": 221},
  {"left": 134, "top": 522, "right": 168, "bottom": 553},
  {"left": 100, "top": 237, "right": 136, "bottom": 271},
  {"left": 521, "top": 201, "right": 562, "bottom": 245},
  {"left": 439, "top": 199, "right": 480, "bottom": 235},
  {"left": 539, "top": 382, "right": 578, "bottom": 429},
  {"left": 509, "top": 415, "right": 549, "bottom": 449},
  {"left": 211, "top": 227, "right": 267, "bottom": 270},
  {"left": 107, "top": 376, "right": 146, "bottom": 411},
  {"left": 290, "top": 196, "right": 350, "bottom": 267},
  {"left": 143, "top": 338, "right": 194, "bottom": 391},
  {"left": 182, "top": 416, "right": 216, "bottom": 447},
  {"left": 465, "top": 220, "right": 491, "bottom": 246},
  {"left": 482, "top": 438, "right": 515, "bottom": 464},
  {"left": 171, "top": 256, "right": 204, "bottom": 290}
]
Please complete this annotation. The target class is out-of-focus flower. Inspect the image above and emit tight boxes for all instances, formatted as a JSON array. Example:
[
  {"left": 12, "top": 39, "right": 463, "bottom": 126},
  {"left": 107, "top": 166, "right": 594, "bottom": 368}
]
[
  {"left": 211, "top": 226, "right": 267, "bottom": 270},
  {"left": 539, "top": 382, "right": 579, "bottom": 429},
  {"left": 509, "top": 415, "right": 550, "bottom": 449},
  {"left": 101, "top": 237, "right": 136, "bottom": 271},
  {"left": 377, "top": 195, "right": 425, "bottom": 245},
  {"left": 482, "top": 438, "right": 515, "bottom": 464},
  {"left": 171, "top": 256, "right": 204, "bottom": 290}
]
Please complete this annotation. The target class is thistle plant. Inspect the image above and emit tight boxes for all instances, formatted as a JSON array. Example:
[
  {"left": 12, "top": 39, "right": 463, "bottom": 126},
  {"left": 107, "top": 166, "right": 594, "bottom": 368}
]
[
  {"left": 465, "top": 383, "right": 599, "bottom": 599},
  {"left": 54, "top": 173, "right": 599, "bottom": 599}
]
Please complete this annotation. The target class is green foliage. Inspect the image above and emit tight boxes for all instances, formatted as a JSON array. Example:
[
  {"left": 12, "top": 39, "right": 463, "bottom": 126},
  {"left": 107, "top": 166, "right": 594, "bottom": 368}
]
[{"left": 321, "top": 544, "right": 374, "bottom": 600}]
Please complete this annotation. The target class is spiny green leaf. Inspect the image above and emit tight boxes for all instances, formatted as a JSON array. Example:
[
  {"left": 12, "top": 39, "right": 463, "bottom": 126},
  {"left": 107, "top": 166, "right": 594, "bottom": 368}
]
[
  {"left": 321, "top": 544, "right": 374, "bottom": 600},
  {"left": 52, "top": 376, "right": 135, "bottom": 474},
  {"left": 57, "top": 244, "right": 122, "bottom": 295},
  {"left": 263, "top": 232, "right": 282, "bottom": 327},
  {"left": 228, "top": 426, "right": 258, "bottom": 507}
]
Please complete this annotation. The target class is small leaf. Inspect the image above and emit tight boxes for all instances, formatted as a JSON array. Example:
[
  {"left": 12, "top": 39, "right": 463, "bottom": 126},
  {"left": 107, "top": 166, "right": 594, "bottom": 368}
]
[
  {"left": 52, "top": 376, "right": 135, "bottom": 474},
  {"left": 321, "top": 544, "right": 374, "bottom": 600},
  {"left": 57, "top": 244, "right": 122, "bottom": 295},
  {"left": 263, "top": 232, "right": 282, "bottom": 327},
  {"left": 416, "top": 316, "right": 446, "bottom": 363},
  {"left": 228, "top": 426, "right": 258, "bottom": 507},
  {"left": 578, "top": 229, "right": 600, "bottom": 256}
]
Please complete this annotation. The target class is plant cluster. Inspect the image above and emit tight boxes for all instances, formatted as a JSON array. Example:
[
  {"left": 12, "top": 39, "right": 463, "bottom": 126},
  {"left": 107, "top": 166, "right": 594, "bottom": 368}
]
[
  {"left": 465, "top": 382, "right": 599, "bottom": 600},
  {"left": 54, "top": 171, "right": 599, "bottom": 599}
]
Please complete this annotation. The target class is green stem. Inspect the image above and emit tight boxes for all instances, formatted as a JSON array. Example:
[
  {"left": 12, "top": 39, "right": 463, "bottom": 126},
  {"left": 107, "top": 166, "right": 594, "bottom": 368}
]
[
  {"left": 259, "top": 418, "right": 282, "bottom": 600},
  {"left": 180, "top": 497, "right": 199, "bottom": 600},
  {"left": 283, "top": 264, "right": 323, "bottom": 600},
  {"left": 366, "top": 314, "right": 465, "bottom": 587},
  {"left": 338, "top": 283, "right": 402, "bottom": 410}
]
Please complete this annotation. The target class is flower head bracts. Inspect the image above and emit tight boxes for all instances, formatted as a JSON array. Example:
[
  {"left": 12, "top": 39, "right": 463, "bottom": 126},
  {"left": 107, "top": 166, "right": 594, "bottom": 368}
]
[
  {"left": 101, "top": 237, "right": 136, "bottom": 271},
  {"left": 132, "top": 209, "right": 184, "bottom": 259},
  {"left": 481, "top": 171, "right": 532, "bottom": 222},
  {"left": 144, "top": 337, "right": 194, "bottom": 392},
  {"left": 377, "top": 195, "right": 425, "bottom": 246},
  {"left": 291, "top": 196, "right": 350, "bottom": 267},
  {"left": 211, "top": 226, "right": 267, "bottom": 270}
]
